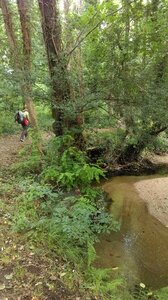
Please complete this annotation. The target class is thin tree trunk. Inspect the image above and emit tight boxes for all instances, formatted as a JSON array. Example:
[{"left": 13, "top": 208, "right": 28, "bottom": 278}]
[
  {"left": 64, "top": 0, "right": 85, "bottom": 122},
  {"left": 17, "top": 0, "right": 37, "bottom": 127},
  {"left": 0, "top": 0, "right": 19, "bottom": 67}
]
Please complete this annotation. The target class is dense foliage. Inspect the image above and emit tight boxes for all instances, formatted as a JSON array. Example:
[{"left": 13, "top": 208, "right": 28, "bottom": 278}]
[
  {"left": 12, "top": 134, "right": 121, "bottom": 298},
  {"left": 0, "top": 0, "right": 168, "bottom": 299},
  {"left": 0, "top": 0, "right": 168, "bottom": 159}
]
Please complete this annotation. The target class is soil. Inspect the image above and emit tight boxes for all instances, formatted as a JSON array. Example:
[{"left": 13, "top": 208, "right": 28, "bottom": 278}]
[
  {"left": 0, "top": 134, "right": 85, "bottom": 300},
  {"left": 0, "top": 134, "right": 21, "bottom": 166}
]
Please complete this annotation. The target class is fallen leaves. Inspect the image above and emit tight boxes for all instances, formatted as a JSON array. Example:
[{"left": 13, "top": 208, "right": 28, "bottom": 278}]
[
  {"left": 4, "top": 273, "right": 13, "bottom": 280},
  {"left": 59, "top": 272, "right": 66, "bottom": 278},
  {"left": 49, "top": 275, "right": 57, "bottom": 281},
  {"left": 0, "top": 283, "right": 6, "bottom": 290}
]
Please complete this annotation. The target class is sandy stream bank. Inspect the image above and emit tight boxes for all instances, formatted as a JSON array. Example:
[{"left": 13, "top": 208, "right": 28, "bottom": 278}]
[
  {"left": 135, "top": 177, "right": 168, "bottom": 227},
  {"left": 134, "top": 154, "right": 168, "bottom": 227}
]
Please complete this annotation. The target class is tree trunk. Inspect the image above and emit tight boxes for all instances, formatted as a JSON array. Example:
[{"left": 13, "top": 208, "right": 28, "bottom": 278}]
[
  {"left": 117, "top": 124, "right": 168, "bottom": 164},
  {"left": 38, "top": 0, "right": 85, "bottom": 149},
  {"left": 1, "top": 0, "right": 37, "bottom": 128},
  {"left": 64, "top": 0, "right": 85, "bottom": 124},
  {"left": 38, "top": 0, "right": 70, "bottom": 136},
  {"left": 0, "top": 0, "right": 19, "bottom": 68},
  {"left": 17, "top": 0, "right": 37, "bottom": 127},
  {"left": 117, "top": 141, "right": 145, "bottom": 164}
]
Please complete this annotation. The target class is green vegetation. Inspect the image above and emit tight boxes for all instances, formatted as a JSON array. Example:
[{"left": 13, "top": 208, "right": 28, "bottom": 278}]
[
  {"left": 13, "top": 136, "right": 117, "bottom": 256},
  {"left": 10, "top": 136, "right": 121, "bottom": 299},
  {"left": 156, "top": 287, "right": 168, "bottom": 300},
  {"left": 1, "top": 0, "right": 168, "bottom": 159},
  {"left": 0, "top": 0, "right": 168, "bottom": 299}
]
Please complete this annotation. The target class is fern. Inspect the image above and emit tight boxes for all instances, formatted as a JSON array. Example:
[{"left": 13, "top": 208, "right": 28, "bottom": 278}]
[
  {"left": 41, "top": 137, "right": 105, "bottom": 190},
  {"left": 85, "top": 267, "right": 122, "bottom": 297},
  {"left": 87, "top": 241, "right": 97, "bottom": 267}
]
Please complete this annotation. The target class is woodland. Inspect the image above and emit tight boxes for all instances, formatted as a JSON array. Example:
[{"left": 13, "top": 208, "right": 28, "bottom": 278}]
[{"left": 0, "top": 0, "right": 168, "bottom": 299}]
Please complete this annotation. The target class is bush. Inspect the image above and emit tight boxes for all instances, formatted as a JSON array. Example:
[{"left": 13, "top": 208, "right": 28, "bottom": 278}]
[
  {"left": 13, "top": 180, "right": 119, "bottom": 265},
  {"left": 11, "top": 132, "right": 122, "bottom": 299},
  {"left": 11, "top": 131, "right": 43, "bottom": 175},
  {"left": 36, "top": 105, "right": 54, "bottom": 131},
  {"left": 147, "top": 133, "right": 168, "bottom": 154},
  {"left": 0, "top": 111, "right": 19, "bottom": 135},
  {"left": 41, "top": 135, "right": 105, "bottom": 190}
]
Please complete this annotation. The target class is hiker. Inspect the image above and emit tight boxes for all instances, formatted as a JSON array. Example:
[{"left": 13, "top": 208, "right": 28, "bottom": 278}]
[{"left": 15, "top": 105, "right": 30, "bottom": 142}]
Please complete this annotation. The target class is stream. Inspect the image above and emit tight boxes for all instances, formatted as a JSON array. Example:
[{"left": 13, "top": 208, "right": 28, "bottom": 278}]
[{"left": 95, "top": 175, "right": 168, "bottom": 290}]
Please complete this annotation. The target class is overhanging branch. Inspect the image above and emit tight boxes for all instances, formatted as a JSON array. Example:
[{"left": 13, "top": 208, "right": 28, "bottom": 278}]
[{"left": 68, "top": 1, "right": 136, "bottom": 56}]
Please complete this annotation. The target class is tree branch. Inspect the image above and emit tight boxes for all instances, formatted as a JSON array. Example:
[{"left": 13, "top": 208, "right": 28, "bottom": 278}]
[{"left": 68, "top": 2, "right": 136, "bottom": 56}]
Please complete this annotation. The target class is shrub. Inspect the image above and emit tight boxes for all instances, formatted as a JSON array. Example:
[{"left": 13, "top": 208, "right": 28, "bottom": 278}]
[
  {"left": 0, "top": 111, "right": 19, "bottom": 135},
  {"left": 36, "top": 105, "right": 54, "bottom": 132},
  {"left": 147, "top": 133, "right": 168, "bottom": 154},
  {"left": 41, "top": 135, "right": 105, "bottom": 190},
  {"left": 13, "top": 180, "right": 119, "bottom": 265},
  {"left": 11, "top": 131, "right": 43, "bottom": 175}
]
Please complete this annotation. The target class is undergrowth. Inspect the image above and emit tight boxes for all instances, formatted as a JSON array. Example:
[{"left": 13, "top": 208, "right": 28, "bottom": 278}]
[
  {"left": 11, "top": 134, "right": 124, "bottom": 298},
  {"left": 11, "top": 134, "right": 161, "bottom": 299},
  {"left": 0, "top": 123, "right": 163, "bottom": 290}
]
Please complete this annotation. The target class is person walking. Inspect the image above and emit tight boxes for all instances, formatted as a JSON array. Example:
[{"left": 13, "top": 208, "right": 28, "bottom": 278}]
[{"left": 15, "top": 105, "right": 30, "bottom": 142}]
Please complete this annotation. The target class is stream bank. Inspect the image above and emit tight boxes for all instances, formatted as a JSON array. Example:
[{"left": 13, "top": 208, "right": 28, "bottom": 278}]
[
  {"left": 95, "top": 175, "right": 168, "bottom": 291},
  {"left": 104, "top": 153, "right": 168, "bottom": 226}
]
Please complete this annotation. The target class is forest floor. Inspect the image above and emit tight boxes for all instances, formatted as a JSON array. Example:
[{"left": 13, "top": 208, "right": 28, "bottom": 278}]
[{"left": 0, "top": 134, "right": 82, "bottom": 300}]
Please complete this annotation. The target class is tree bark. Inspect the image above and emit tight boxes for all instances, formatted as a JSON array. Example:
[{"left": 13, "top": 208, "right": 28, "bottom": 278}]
[
  {"left": 38, "top": 0, "right": 69, "bottom": 136},
  {"left": 38, "top": 0, "right": 85, "bottom": 149},
  {"left": 64, "top": 0, "right": 85, "bottom": 123},
  {"left": 0, "top": 0, "right": 18, "bottom": 67},
  {"left": 17, "top": 0, "right": 37, "bottom": 127},
  {"left": 117, "top": 124, "right": 168, "bottom": 164},
  {"left": 117, "top": 141, "right": 146, "bottom": 164}
]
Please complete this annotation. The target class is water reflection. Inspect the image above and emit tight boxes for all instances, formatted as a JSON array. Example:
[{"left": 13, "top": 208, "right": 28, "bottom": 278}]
[{"left": 95, "top": 176, "right": 168, "bottom": 289}]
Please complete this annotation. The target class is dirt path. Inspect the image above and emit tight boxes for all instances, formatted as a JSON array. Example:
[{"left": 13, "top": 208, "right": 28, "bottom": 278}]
[
  {"left": 0, "top": 134, "right": 22, "bottom": 167},
  {"left": 0, "top": 135, "right": 80, "bottom": 300}
]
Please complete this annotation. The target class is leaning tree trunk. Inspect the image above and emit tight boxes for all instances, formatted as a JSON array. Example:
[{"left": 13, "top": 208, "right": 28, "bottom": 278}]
[
  {"left": 0, "top": 0, "right": 24, "bottom": 101},
  {"left": 117, "top": 140, "right": 146, "bottom": 164},
  {"left": 17, "top": 0, "right": 37, "bottom": 127},
  {"left": 0, "top": 0, "right": 19, "bottom": 68},
  {"left": 38, "top": 0, "right": 85, "bottom": 149},
  {"left": 117, "top": 124, "right": 168, "bottom": 164}
]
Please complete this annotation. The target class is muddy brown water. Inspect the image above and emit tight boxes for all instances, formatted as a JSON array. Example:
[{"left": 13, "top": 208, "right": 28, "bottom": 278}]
[{"left": 95, "top": 175, "right": 168, "bottom": 290}]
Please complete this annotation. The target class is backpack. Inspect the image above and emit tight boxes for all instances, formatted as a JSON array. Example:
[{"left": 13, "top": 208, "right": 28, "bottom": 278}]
[
  {"left": 24, "top": 118, "right": 29, "bottom": 126},
  {"left": 15, "top": 111, "right": 25, "bottom": 125}
]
